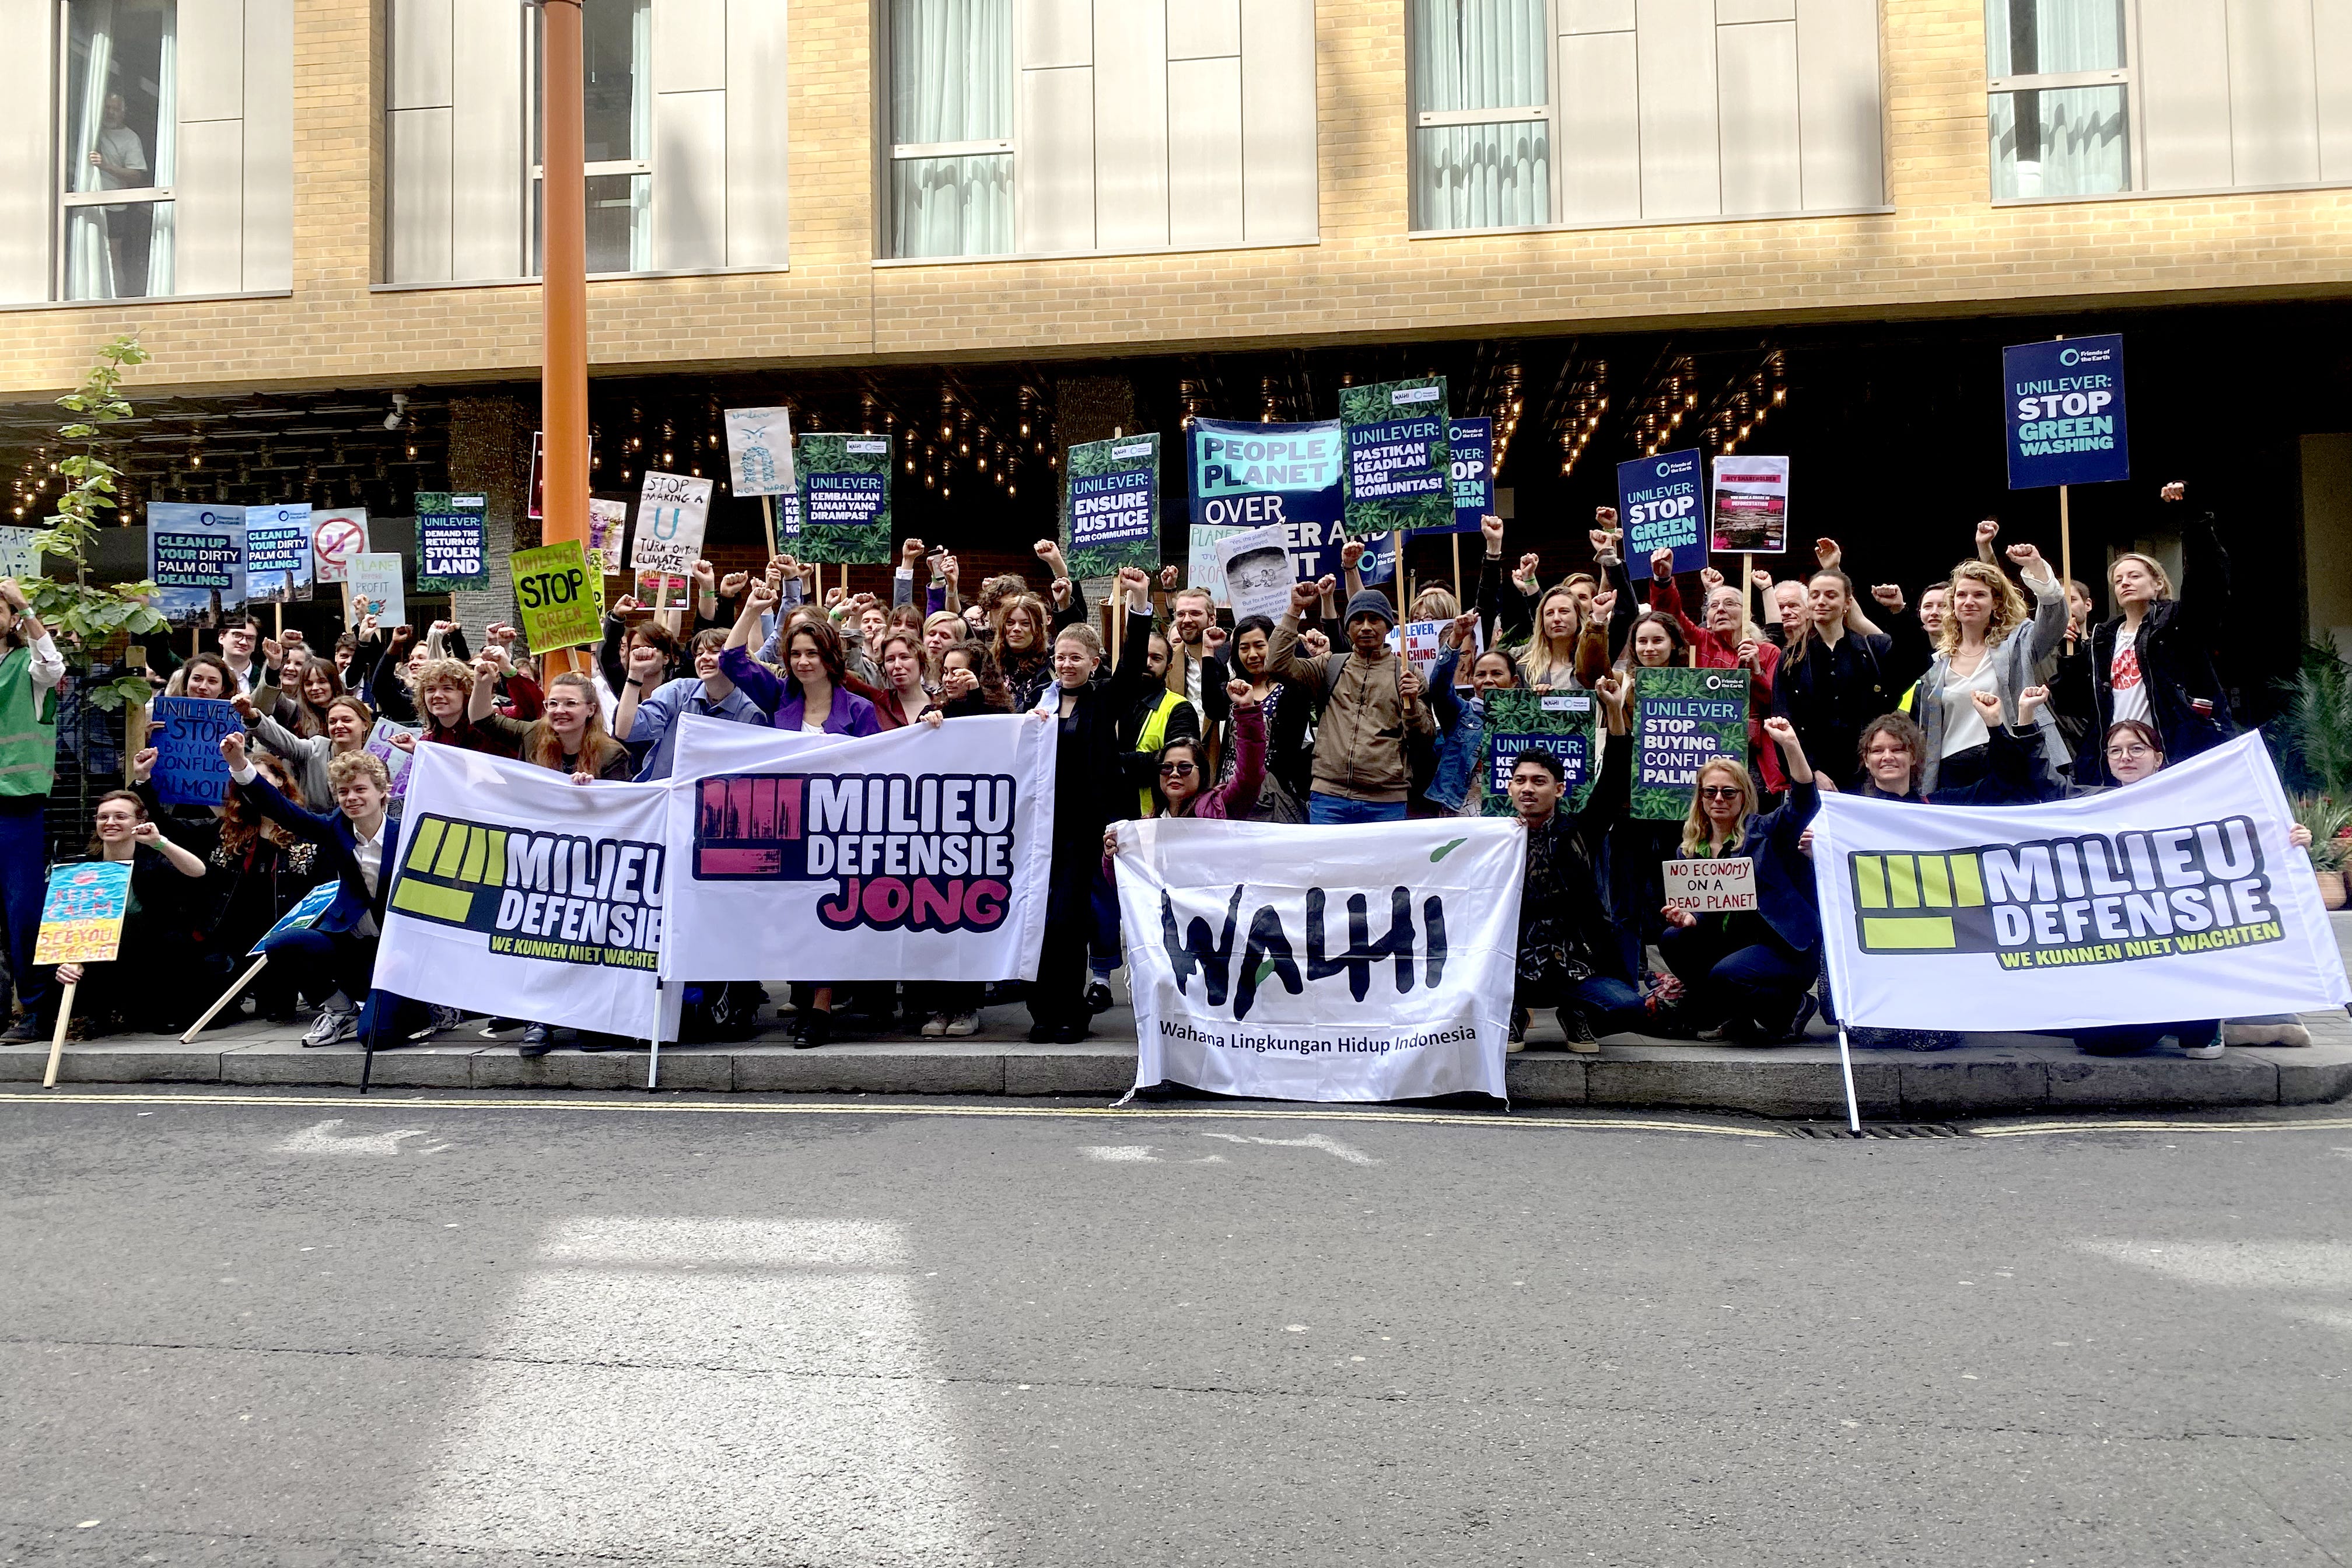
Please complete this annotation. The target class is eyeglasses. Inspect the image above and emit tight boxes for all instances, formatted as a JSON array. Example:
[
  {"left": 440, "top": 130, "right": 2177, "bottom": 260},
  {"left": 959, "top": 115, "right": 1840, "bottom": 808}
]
[
  {"left": 2105, "top": 743, "right": 2155, "bottom": 761},
  {"left": 1159, "top": 761, "right": 1196, "bottom": 777},
  {"left": 1698, "top": 785, "right": 1742, "bottom": 799}
]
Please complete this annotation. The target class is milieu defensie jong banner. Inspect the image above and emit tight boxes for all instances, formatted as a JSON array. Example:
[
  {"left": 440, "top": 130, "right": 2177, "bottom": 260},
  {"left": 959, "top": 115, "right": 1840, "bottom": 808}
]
[
  {"left": 375, "top": 744, "right": 671, "bottom": 1041},
  {"left": 1811, "top": 734, "right": 2348, "bottom": 1032},
  {"left": 662, "top": 713, "right": 1056, "bottom": 983},
  {"left": 1115, "top": 818, "right": 1522, "bottom": 1102}
]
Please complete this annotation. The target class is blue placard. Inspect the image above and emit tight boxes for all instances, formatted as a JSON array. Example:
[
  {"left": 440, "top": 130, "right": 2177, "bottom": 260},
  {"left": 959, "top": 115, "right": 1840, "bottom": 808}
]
[
  {"left": 1488, "top": 729, "right": 1590, "bottom": 797},
  {"left": 1068, "top": 468, "right": 1156, "bottom": 550},
  {"left": 2004, "top": 334, "right": 2129, "bottom": 489},
  {"left": 1187, "top": 417, "right": 1358, "bottom": 582},
  {"left": 1619, "top": 449, "right": 1708, "bottom": 580},
  {"left": 1446, "top": 418, "right": 1494, "bottom": 535},
  {"left": 147, "top": 502, "right": 247, "bottom": 620},
  {"left": 151, "top": 695, "right": 243, "bottom": 806},
  {"left": 249, "top": 883, "right": 339, "bottom": 956},
  {"left": 419, "top": 515, "right": 489, "bottom": 586},
  {"left": 243, "top": 503, "right": 313, "bottom": 599}
]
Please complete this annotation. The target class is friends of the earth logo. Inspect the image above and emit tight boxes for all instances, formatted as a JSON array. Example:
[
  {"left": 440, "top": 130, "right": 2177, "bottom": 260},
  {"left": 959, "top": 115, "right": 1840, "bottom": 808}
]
[
  {"left": 1846, "top": 816, "right": 2281, "bottom": 968},
  {"left": 691, "top": 771, "right": 1017, "bottom": 933},
  {"left": 388, "top": 815, "right": 663, "bottom": 968}
]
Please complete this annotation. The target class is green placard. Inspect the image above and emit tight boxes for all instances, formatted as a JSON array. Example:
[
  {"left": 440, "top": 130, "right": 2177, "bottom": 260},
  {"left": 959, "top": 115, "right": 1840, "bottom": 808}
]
[
  {"left": 1340, "top": 377, "right": 1452, "bottom": 535},
  {"left": 796, "top": 433, "right": 894, "bottom": 565},
  {"left": 1062, "top": 432, "right": 1161, "bottom": 579},
  {"left": 414, "top": 492, "right": 491, "bottom": 593},
  {"left": 1630, "top": 667, "right": 1751, "bottom": 821},
  {"left": 510, "top": 540, "right": 604, "bottom": 654},
  {"left": 1477, "top": 689, "right": 1600, "bottom": 818}
]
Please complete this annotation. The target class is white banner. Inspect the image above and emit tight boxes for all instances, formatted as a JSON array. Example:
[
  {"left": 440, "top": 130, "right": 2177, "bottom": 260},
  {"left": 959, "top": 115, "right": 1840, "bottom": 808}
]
[
  {"left": 662, "top": 713, "right": 1058, "bottom": 982},
  {"left": 375, "top": 745, "right": 668, "bottom": 1041},
  {"left": 1812, "top": 733, "right": 2350, "bottom": 1032},
  {"left": 1115, "top": 818, "right": 1523, "bottom": 1102}
]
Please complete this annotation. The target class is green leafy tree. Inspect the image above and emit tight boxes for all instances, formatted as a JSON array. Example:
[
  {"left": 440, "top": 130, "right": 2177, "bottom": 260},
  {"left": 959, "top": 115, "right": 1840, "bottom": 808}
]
[{"left": 22, "top": 336, "right": 165, "bottom": 713}]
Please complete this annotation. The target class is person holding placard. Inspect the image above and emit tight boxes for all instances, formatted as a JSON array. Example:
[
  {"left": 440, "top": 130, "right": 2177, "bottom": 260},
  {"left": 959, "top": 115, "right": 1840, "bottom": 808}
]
[
  {"left": 1913, "top": 544, "right": 2071, "bottom": 794},
  {"left": 37, "top": 788, "right": 208, "bottom": 1039},
  {"left": 1505, "top": 671, "right": 1640, "bottom": 1051},
  {"left": 1199, "top": 615, "right": 1312, "bottom": 822},
  {"left": 2083, "top": 481, "right": 2237, "bottom": 784},
  {"left": 165, "top": 652, "right": 235, "bottom": 702},
  {"left": 183, "top": 747, "right": 328, "bottom": 1027},
  {"left": 1657, "top": 716, "right": 1822, "bottom": 1045},
  {"left": 234, "top": 691, "right": 376, "bottom": 844},
  {"left": 0, "top": 576, "right": 65, "bottom": 1042},
  {"left": 1265, "top": 579, "right": 1435, "bottom": 825},
  {"left": 1646, "top": 555, "right": 1784, "bottom": 794},
  {"left": 1423, "top": 613, "right": 1528, "bottom": 817}
]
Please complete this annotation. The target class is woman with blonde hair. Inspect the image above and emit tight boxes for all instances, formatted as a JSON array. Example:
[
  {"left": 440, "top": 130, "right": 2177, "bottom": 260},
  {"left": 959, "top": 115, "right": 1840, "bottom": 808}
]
[
  {"left": 2085, "top": 480, "right": 2236, "bottom": 782},
  {"left": 1657, "top": 717, "right": 1821, "bottom": 1044},
  {"left": 1913, "top": 540, "right": 2068, "bottom": 794}
]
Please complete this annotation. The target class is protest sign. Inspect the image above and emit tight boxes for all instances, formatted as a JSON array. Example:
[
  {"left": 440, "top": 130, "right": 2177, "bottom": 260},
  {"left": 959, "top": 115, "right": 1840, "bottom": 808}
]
[
  {"left": 796, "top": 433, "right": 894, "bottom": 565},
  {"left": 723, "top": 406, "right": 796, "bottom": 497},
  {"left": 779, "top": 487, "right": 802, "bottom": 540},
  {"left": 33, "top": 860, "right": 132, "bottom": 966},
  {"left": 1115, "top": 817, "right": 1520, "bottom": 1103},
  {"left": 1477, "top": 690, "right": 1597, "bottom": 818},
  {"left": 1709, "top": 456, "right": 1789, "bottom": 555},
  {"left": 243, "top": 504, "right": 315, "bottom": 601},
  {"left": 310, "top": 508, "right": 369, "bottom": 584},
  {"left": 0, "top": 526, "right": 43, "bottom": 579},
  {"left": 415, "top": 493, "right": 490, "bottom": 592},
  {"left": 629, "top": 471, "right": 714, "bottom": 583},
  {"left": 1813, "top": 733, "right": 2347, "bottom": 1032},
  {"left": 1631, "top": 667, "right": 1748, "bottom": 820},
  {"left": 1342, "top": 378, "right": 1451, "bottom": 536},
  {"left": 1447, "top": 418, "right": 1493, "bottom": 534},
  {"left": 1188, "top": 524, "right": 1243, "bottom": 607},
  {"left": 1216, "top": 524, "right": 1300, "bottom": 624},
  {"left": 1399, "top": 619, "right": 1448, "bottom": 680},
  {"left": 376, "top": 744, "right": 668, "bottom": 1042},
  {"left": 634, "top": 570, "right": 691, "bottom": 604},
  {"left": 250, "top": 883, "right": 339, "bottom": 955},
  {"left": 1352, "top": 530, "right": 1400, "bottom": 588},
  {"left": 147, "top": 503, "right": 246, "bottom": 622},
  {"left": 663, "top": 713, "right": 1056, "bottom": 983},
  {"left": 2004, "top": 334, "right": 2129, "bottom": 489},
  {"left": 1664, "top": 858, "right": 1758, "bottom": 914},
  {"left": 151, "top": 695, "right": 242, "bottom": 806},
  {"left": 510, "top": 540, "right": 603, "bottom": 654},
  {"left": 1619, "top": 449, "right": 1706, "bottom": 580},
  {"left": 348, "top": 552, "right": 407, "bottom": 626},
  {"left": 586, "top": 498, "right": 628, "bottom": 576},
  {"left": 365, "top": 719, "right": 423, "bottom": 803},
  {"left": 1062, "top": 434, "right": 1161, "bottom": 579},
  {"left": 1189, "top": 418, "right": 1370, "bottom": 582}
]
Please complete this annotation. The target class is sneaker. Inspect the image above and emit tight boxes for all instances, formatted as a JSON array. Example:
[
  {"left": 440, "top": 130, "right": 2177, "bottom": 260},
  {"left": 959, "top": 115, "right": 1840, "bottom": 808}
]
[
  {"left": 943, "top": 1012, "right": 981, "bottom": 1037},
  {"left": 302, "top": 1007, "right": 356, "bottom": 1048},
  {"left": 1560, "top": 1010, "right": 1601, "bottom": 1054},
  {"left": 920, "top": 1013, "right": 949, "bottom": 1038},
  {"left": 1507, "top": 1007, "right": 1528, "bottom": 1050},
  {"left": 2, "top": 1015, "right": 42, "bottom": 1044},
  {"left": 1086, "top": 981, "right": 1115, "bottom": 1014},
  {"left": 478, "top": 1017, "right": 517, "bottom": 1038},
  {"left": 2180, "top": 1038, "right": 2225, "bottom": 1060},
  {"left": 429, "top": 1005, "right": 466, "bottom": 1034},
  {"left": 518, "top": 1023, "right": 554, "bottom": 1058}
]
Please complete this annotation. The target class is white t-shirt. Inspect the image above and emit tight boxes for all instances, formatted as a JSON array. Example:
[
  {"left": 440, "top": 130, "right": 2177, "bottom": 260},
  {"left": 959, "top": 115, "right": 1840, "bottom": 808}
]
[
  {"left": 1938, "top": 658, "right": 2001, "bottom": 755},
  {"left": 2109, "top": 624, "right": 2150, "bottom": 726},
  {"left": 800, "top": 719, "right": 827, "bottom": 735}
]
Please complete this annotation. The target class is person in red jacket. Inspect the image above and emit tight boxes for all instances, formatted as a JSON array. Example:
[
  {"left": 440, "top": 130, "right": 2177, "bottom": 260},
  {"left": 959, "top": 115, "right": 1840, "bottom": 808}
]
[{"left": 1644, "top": 551, "right": 1784, "bottom": 793}]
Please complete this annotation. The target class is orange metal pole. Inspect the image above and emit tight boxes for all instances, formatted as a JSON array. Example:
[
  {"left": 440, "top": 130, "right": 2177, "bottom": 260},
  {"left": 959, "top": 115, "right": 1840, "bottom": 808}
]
[{"left": 540, "top": 0, "right": 590, "bottom": 677}]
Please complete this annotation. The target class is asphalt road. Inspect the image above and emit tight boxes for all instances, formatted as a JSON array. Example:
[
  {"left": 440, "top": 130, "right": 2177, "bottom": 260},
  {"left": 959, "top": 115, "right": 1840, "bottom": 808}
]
[{"left": 3, "top": 1089, "right": 2349, "bottom": 1567}]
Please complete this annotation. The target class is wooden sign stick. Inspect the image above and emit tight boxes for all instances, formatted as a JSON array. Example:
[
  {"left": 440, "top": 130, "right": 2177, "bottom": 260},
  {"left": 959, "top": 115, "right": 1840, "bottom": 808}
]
[
  {"left": 180, "top": 956, "right": 268, "bottom": 1044},
  {"left": 41, "top": 982, "right": 76, "bottom": 1088}
]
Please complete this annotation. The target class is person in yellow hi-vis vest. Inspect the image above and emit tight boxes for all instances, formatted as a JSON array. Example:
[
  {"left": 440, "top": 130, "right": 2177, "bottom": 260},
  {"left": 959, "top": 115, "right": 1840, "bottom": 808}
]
[{"left": 1091, "top": 624, "right": 1200, "bottom": 1014}]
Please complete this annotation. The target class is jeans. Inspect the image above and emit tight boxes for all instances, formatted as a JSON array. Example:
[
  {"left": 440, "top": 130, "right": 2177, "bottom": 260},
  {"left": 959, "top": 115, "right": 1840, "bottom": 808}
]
[
  {"left": 0, "top": 797, "right": 49, "bottom": 1017},
  {"left": 255, "top": 925, "right": 411, "bottom": 1043},
  {"left": 1308, "top": 793, "right": 1408, "bottom": 825},
  {"left": 2075, "top": 1021, "right": 2219, "bottom": 1056},
  {"left": 1659, "top": 920, "right": 1815, "bottom": 1032},
  {"left": 1517, "top": 973, "right": 1646, "bottom": 1037}
]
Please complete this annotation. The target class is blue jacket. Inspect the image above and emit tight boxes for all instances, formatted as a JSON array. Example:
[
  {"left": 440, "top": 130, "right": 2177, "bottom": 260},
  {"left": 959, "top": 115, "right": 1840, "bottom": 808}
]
[
  {"left": 718, "top": 646, "right": 882, "bottom": 737},
  {"left": 628, "top": 676, "right": 772, "bottom": 780},
  {"left": 1424, "top": 646, "right": 1483, "bottom": 813},
  {"left": 1675, "top": 780, "right": 1821, "bottom": 953},
  {"left": 235, "top": 770, "right": 399, "bottom": 935}
]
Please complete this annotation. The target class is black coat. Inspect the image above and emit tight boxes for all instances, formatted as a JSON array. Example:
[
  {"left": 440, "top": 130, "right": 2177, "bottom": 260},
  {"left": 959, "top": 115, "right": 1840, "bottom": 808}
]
[
  {"left": 1773, "top": 631, "right": 1896, "bottom": 786},
  {"left": 1676, "top": 780, "right": 1822, "bottom": 953},
  {"left": 2084, "top": 509, "right": 2235, "bottom": 783}
]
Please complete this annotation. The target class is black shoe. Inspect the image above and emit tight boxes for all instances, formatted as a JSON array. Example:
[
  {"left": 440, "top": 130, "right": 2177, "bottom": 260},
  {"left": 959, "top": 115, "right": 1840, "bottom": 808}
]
[
  {"left": 1783, "top": 993, "right": 1819, "bottom": 1043},
  {"left": 1086, "top": 981, "right": 1114, "bottom": 1014},
  {"left": 1052, "top": 1022, "right": 1091, "bottom": 1044},
  {"left": 2, "top": 1016, "right": 43, "bottom": 1044},
  {"left": 578, "top": 1033, "right": 626, "bottom": 1053},
  {"left": 794, "top": 1009, "right": 831, "bottom": 1049},
  {"left": 518, "top": 1023, "right": 554, "bottom": 1058},
  {"left": 1027, "top": 1021, "right": 1057, "bottom": 1044}
]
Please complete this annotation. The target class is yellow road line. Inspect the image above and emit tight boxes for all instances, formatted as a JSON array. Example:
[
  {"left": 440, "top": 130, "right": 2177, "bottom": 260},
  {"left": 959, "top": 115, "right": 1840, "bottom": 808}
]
[
  {"left": 0, "top": 1090, "right": 1786, "bottom": 1138},
  {"left": 1975, "top": 1116, "right": 2352, "bottom": 1138}
]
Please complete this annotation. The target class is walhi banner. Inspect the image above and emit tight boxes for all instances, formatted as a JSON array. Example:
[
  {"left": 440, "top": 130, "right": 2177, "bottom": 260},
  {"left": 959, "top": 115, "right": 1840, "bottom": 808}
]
[
  {"left": 1116, "top": 817, "right": 1521, "bottom": 1103},
  {"left": 1631, "top": 667, "right": 1748, "bottom": 820},
  {"left": 1812, "top": 733, "right": 2347, "bottom": 1032},
  {"left": 796, "top": 433, "right": 894, "bottom": 565},
  {"left": 1062, "top": 433, "right": 1161, "bottom": 580}
]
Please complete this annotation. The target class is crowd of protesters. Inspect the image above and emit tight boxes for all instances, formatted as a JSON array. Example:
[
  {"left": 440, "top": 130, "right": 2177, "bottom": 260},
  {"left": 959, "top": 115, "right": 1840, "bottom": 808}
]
[{"left": 0, "top": 479, "right": 2314, "bottom": 1066}]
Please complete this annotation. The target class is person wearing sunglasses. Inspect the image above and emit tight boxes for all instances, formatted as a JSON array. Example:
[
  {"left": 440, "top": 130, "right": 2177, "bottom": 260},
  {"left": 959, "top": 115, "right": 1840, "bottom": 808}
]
[
  {"left": 1107, "top": 677, "right": 1267, "bottom": 851},
  {"left": 1657, "top": 715, "right": 1822, "bottom": 1044}
]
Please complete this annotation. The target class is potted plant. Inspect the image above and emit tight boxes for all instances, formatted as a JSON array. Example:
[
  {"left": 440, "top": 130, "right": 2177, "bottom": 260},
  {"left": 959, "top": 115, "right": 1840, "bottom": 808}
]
[{"left": 2290, "top": 794, "right": 2352, "bottom": 910}]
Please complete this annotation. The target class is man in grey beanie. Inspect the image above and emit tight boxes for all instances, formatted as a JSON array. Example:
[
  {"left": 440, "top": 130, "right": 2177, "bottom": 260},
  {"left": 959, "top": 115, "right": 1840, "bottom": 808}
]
[{"left": 1264, "top": 574, "right": 1433, "bottom": 824}]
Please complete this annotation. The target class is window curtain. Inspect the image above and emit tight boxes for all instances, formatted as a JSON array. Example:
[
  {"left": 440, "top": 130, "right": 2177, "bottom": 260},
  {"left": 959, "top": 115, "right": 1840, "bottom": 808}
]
[
  {"left": 1991, "top": 86, "right": 2128, "bottom": 197},
  {"left": 628, "top": 0, "right": 651, "bottom": 271},
  {"left": 1985, "top": 0, "right": 2124, "bottom": 76},
  {"left": 146, "top": 3, "right": 176, "bottom": 295},
  {"left": 1409, "top": 0, "right": 1549, "bottom": 229},
  {"left": 65, "top": 0, "right": 117, "bottom": 300},
  {"left": 890, "top": 0, "right": 1012, "bottom": 258}
]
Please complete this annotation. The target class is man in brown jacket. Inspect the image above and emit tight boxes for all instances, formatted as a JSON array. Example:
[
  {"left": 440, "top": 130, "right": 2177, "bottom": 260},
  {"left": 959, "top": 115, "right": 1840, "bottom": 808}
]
[{"left": 1266, "top": 578, "right": 1433, "bottom": 824}]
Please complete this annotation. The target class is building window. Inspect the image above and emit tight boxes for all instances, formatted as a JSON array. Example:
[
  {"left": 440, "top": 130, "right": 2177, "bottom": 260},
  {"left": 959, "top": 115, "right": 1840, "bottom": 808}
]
[
  {"left": 1410, "top": 0, "right": 1550, "bottom": 230},
  {"left": 1985, "top": 0, "right": 2130, "bottom": 199},
  {"left": 61, "top": 0, "right": 177, "bottom": 300},
  {"left": 887, "top": 0, "right": 1013, "bottom": 259},
  {"left": 533, "top": 0, "right": 653, "bottom": 275}
]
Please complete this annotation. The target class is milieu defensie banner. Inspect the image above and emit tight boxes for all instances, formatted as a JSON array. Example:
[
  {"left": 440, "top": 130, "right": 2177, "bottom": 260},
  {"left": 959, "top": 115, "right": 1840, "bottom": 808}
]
[
  {"left": 374, "top": 744, "right": 670, "bottom": 1042},
  {"left": 1114, "top": 818, "right": 1522, "bottom": 1103},
  {"left": 662, "top": 713, "right": 1056, "bottom": 983},
  {"left": 1811, "top": 734, "right": 2348, "bottom": 1032}
]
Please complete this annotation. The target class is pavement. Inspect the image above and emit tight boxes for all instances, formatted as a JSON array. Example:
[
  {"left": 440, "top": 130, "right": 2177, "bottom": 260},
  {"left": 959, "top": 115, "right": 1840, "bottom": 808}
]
[{"left": 3, "top": 1087, "right": 2350, "bottom": 1566}]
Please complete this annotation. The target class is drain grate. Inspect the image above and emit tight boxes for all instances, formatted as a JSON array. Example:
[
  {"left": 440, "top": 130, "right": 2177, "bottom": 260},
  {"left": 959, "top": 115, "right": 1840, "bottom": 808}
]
[{"left": 1785, "top": 1123, "right": 1969, "bottom": 1140}]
